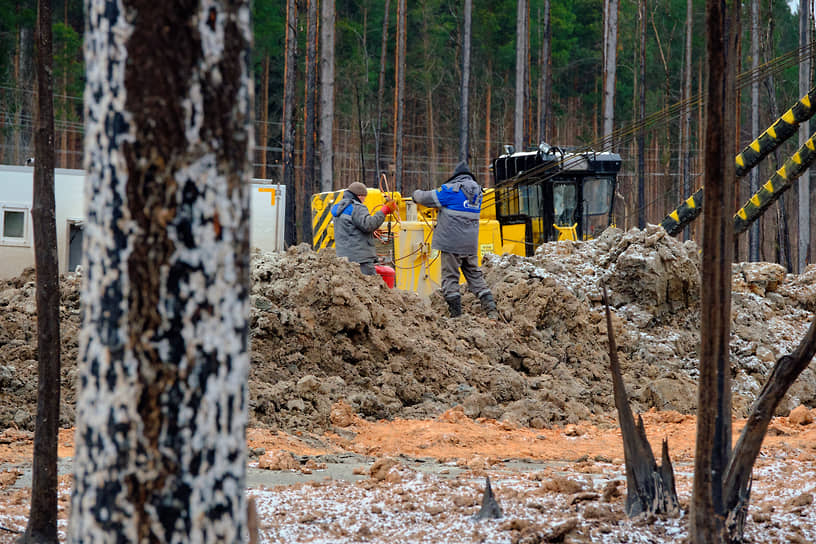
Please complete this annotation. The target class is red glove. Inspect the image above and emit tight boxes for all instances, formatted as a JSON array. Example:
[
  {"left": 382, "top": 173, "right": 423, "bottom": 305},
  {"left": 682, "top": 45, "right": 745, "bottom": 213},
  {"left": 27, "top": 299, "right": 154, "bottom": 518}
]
[{"left": 381, "top": 199, "right": 397, "bottom": 215}]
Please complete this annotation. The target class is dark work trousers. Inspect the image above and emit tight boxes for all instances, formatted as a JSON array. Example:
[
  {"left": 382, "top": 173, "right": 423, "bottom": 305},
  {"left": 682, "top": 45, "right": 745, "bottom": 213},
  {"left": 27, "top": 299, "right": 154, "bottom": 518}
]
[
  {"left": 440, "top": 252, "right": 490, "bottom": 299},
  {"left": 359, "top": 261, "right": 376, "bottom": 276}
]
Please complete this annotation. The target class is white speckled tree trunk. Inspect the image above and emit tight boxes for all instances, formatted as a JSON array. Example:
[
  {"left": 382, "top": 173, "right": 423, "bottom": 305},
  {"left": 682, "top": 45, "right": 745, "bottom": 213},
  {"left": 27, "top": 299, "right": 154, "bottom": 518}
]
[{"left": 69, "top": 1, "right": 252, "bottom": 542}]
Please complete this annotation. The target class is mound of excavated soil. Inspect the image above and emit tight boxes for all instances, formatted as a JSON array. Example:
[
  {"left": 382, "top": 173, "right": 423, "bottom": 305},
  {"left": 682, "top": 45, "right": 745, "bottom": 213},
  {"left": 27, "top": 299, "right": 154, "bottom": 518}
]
[{"left": 1, "top": 225, "right": 814, "bottom": 433}]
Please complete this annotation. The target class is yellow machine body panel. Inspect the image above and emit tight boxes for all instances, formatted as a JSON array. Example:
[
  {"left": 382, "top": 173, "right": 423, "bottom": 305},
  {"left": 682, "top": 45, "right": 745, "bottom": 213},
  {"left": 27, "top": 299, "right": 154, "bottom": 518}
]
[
  {"left": 499, "top": 223, "right": 528, "bottom": 256},
  {"left": 481, "top": 188, "right": 497, "bottom": 221},
  {"left": 392, "top": 218, "right": 503, "bottom": 298}
]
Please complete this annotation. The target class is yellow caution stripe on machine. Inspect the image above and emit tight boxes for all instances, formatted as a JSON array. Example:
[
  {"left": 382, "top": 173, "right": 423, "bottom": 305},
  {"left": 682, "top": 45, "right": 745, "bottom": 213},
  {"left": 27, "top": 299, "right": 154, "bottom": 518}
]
[{"left": 311, "top": 190, "right": 343, "bottom": 249}]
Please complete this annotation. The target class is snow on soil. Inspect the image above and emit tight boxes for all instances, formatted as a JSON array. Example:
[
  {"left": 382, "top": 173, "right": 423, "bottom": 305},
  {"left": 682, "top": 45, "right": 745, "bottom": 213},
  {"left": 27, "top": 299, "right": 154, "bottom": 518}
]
[
  {"left": 2, "top": 457, "right": 814, "bottom": 543},
  {"left": 252, "top": 455, "right": 816, "bottom": 543}
]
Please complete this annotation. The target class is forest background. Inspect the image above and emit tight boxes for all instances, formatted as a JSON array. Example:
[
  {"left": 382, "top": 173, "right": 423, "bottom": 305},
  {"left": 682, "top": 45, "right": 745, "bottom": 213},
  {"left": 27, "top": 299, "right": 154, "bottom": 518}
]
[{"left": 0, "top": 0, "right": 813, "bottom": 268}]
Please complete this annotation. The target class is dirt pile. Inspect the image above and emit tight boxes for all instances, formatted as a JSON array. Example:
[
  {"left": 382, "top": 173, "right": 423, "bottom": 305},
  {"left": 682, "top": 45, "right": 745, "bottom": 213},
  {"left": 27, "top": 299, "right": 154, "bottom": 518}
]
[
  {"left": 1, "top": 225, "right": 814, "bottom": 433},
  {"left": 480, "top": 225, "right": 815, "bottom": 417},
  {"left": 0, "top": 269, "right": 80, "bottom": 429}
]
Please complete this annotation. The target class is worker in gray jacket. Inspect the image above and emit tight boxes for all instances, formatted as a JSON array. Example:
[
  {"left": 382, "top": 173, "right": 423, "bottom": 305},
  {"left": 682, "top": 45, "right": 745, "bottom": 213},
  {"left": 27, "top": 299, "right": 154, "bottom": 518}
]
[
  {"left": 413, "top": 162, "right": 498, "bottom": 318},
  {"left": 331, "top": 181, "right": 396, "bottom": 275}
]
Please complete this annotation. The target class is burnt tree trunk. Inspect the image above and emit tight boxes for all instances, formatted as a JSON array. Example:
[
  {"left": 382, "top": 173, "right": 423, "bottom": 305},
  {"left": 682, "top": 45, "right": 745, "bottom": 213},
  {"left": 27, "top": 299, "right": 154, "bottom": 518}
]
[
  {"left": 21, "top": 0, "right": 60, "bottom": 541},
  {"left": 70, "top": 1, "right": 252, "bottom": 540},
  {"left": 690, "top": 0, "right": 738, "bottom": 541},
  {"left": 603, "top": 288, "right": 678, "bottom": 517}
]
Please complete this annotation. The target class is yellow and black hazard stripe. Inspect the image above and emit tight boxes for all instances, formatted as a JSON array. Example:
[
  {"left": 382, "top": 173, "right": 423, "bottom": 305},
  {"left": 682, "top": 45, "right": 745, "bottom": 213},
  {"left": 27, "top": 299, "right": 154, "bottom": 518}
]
[
  {"left": 734, "top": 132, "right": 816, "bottom": 234},
  {"left": 735, "top": 86, "right": 816, "bottom": 178},
  {"left": 660, "top": 188, "right": 703, "bottom": 236},
  {"left": 311, "top": 190, "right": 343, "bottom": 249}
]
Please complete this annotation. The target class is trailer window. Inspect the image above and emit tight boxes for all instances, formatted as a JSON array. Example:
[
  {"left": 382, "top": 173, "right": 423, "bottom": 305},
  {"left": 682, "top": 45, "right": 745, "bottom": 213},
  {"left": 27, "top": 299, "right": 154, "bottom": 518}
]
[
  {"left": 583, "top": 177, "right": 613, "bottom": 215},
  {"left": 1, "top": 206, "right": 28, "bottom": 246}
]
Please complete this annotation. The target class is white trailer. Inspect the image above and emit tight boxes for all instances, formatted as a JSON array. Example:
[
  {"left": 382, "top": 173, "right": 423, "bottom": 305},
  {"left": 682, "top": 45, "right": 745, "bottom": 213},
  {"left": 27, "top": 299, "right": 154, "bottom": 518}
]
[{"left": 0, "top": 165, "right": 286, "bottom": 280}]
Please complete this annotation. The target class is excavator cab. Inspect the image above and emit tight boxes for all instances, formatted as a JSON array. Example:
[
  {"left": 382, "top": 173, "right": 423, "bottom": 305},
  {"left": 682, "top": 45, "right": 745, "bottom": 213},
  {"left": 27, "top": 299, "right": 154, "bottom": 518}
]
[{"left": 491, "top": 145, "right": 621, "bottom": 255}]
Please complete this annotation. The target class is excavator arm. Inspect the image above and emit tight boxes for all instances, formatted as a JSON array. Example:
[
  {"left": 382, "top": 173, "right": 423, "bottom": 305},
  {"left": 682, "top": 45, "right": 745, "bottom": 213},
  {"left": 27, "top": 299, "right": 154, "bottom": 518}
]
[{"left": 661, "top": 86, "right": 816, "bottom": 236}]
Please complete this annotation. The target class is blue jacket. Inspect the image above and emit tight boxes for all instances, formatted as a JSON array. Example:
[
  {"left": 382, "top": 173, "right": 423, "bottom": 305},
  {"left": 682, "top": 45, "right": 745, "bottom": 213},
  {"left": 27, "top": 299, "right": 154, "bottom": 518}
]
[
  {"left": 331, "top": 190, "right": 386, "bottom": 264},
  {"left": 413, "top": 163, "right": 482, "bottom": 255}
]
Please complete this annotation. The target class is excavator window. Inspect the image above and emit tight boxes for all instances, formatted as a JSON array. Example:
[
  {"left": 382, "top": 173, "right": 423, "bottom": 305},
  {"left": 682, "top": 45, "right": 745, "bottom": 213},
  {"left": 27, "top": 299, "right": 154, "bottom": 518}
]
[
  {"left": 519, "top": 184, "right": 543, "bottom": 217},
  {"left": 582, "top": 177, "right": 613, "bottom": 215},
  {"left": 582, "top": 176, "right": 615, "bottom": 238},
  {"left": 553, "top": 183, "right": 577, "bottom": 226}
]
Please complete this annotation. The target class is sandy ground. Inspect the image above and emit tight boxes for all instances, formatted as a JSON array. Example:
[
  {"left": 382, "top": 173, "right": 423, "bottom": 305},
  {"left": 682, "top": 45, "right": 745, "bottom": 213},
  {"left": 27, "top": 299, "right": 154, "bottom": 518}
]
[{"left": 2, "top": 409, "right": 816, "bottom": 543}]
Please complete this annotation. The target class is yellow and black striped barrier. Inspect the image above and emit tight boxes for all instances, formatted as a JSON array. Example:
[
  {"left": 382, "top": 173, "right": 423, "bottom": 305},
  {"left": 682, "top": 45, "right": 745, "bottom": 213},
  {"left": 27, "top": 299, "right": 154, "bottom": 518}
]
[
  {"left": 734, "top": 132, "right": 816, "bottom": 234},
  {"left": 661, "top": 133, "right": 816, "bottom": 237},
  {"left": 662, "top": 87, "right": 816, "bottom": 236},
  {"left": 735, "top": 86, "right": 816, "bottom": 178},
  {"left": 660, "top": 188, "right": 704, "bottom": 236},
  {"left": 311, "top": 190, "right": 343, "bottom": 250}
]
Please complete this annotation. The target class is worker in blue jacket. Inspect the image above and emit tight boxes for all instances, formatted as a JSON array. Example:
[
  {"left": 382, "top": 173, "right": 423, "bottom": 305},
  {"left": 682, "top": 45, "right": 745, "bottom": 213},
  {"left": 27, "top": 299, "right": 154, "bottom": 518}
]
[{"left": 413, "top": 162, "right": 498, "bottom": 318}]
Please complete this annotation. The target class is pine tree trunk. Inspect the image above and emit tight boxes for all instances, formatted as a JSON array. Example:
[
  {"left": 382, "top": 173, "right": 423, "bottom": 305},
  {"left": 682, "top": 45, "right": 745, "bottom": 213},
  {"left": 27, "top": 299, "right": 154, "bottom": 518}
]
[
  {"left": 22, "top": 1, "right": 59, "bottom": 541},
  {"left": 798, "top": 0, "right": 811, "bottom": 272},
  {"left": 514, "top": 0, "right": 526, "bottom": 151},
  {"left": 427, "top": 87, "right": 437, "bottom": 188},
  {"left": 60, "top": 0, "right": 68, "bottom": 169},
  {"left": 393, "top": 0, "right": 406, "bottom": 191},
  {"left": 260, "top": 54, "right": 270, "bottom": 180},
  {"left": 690, "top": 0, "right": 738, "bottom": 540},
  {"left": 283, "top": 0, "right": 298, "bottom": 246},
  {"left": 458, "top": 0, "right": 472, "bottom": 163},
  {"left": 761, "top": 8, "right": 791, "bottom": 270},
  {"left": 319, "top": 0, "right": 334, "bottom": 192},
  {"left": 637, "top": 0, "right": 646, "bottom": 229},
  {"left": 602, "top": 0, "right": 618, "bottom": 151},
  {"left": 375, "top": 0, "right": 391, "bottom": 181},
  {"left": 422, "top": 4, "right": 436, "bottom": 187},
  {"left": 70, "top": 2, "right": 252, "bottom": 540},
  {"left": 303, "top": 0, "right": 319, "bottom": 242},
  {"left": 14, "top": 6, "right": 35, "bottom": 165},
  {"left": 682, "top": 0, "right": 693, "bottom": 240},
  {"left": 485, "top": 72, "right": 492, "bottom": 187},
  {"left": 749, "top": 0, "right": 760, "bottom": 260},
  {"left": 539, "top": 0, "right": 551, "bottom": 144}
]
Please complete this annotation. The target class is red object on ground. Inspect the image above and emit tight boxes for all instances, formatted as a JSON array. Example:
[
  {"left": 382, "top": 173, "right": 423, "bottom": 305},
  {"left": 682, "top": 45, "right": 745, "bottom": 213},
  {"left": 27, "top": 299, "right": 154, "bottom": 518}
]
[{"left": 375, "top": 265, "right": 396, "bottom": 288}]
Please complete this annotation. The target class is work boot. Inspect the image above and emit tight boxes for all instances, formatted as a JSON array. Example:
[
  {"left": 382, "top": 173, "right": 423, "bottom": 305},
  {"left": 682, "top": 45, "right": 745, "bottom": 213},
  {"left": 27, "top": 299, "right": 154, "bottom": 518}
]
[
  {"left": 479, "top": 292, "right": 499, "bottom": 320},
  {"left": 445, "top": 295, "right": 462, "bottom": 318}
]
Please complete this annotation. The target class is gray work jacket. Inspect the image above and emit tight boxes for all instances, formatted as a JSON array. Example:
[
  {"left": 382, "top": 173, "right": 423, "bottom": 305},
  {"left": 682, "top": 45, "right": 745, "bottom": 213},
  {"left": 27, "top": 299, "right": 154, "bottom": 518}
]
[{"left": 331, "top": 190, "right": 386, "bottom": 264}]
